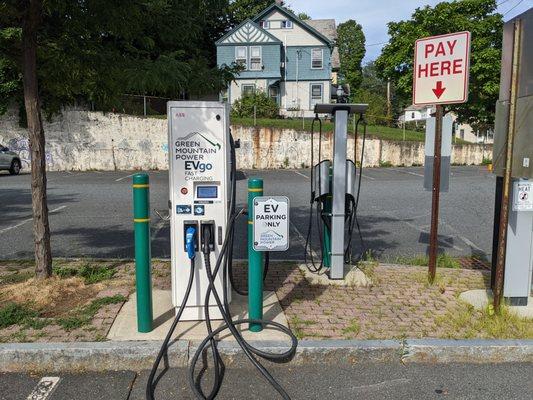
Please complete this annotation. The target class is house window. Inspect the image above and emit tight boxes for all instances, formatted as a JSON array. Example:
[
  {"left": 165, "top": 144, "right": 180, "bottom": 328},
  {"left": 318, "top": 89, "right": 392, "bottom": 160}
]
[
  {"left": 242, "top": 84, "right": 255, "bottom": 97},
  {"left": 250, "top": 46, "right": 262, "bottom": 71},
  {"left": 460, "top": 129, "right": 465, "bottom": 139},
  {"left": 235, "top": 46, "right": 247, "bottom": 69},
  {"left": 260, "top": 20, "right": 270, "bottom": 29},
  {"left": 411, "top": 112, "right": 415, "bottom": 119},
  {"left": 311, "top": 48, "right": 323, "bottom": 69},
  {"left": 282, "top": 20, "right": 293, "bottom": 29},
  {"left": 269, "top": 86, "right": 279, "bottom": 104},
  {"left": 310, "top": 83, "right": 323, "bottom": 108}
]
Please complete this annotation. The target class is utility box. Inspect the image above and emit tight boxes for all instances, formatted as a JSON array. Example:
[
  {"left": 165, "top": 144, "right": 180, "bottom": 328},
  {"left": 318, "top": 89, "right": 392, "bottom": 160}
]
[
  {"left": 492, "top": 9, "right": 533, "bottom": 305},
  {"left": 168, "top": 101, "right": 231, "bottom": 320}
]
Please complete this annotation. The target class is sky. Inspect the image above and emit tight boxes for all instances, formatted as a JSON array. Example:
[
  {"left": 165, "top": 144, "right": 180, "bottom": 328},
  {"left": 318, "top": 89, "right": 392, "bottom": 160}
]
[{"left": 285, "top": 0, "right": 532, "bottom": 62}]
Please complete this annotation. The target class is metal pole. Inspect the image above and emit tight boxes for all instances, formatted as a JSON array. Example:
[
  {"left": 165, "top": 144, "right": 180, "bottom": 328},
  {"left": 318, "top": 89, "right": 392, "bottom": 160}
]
[
  {"left": 428, "top": 105, "right": 443, "bottom": 283},
  {"left": 248, "top": 178, "right": 264, "bottom": 332},
  {"left": 133, "top": 173, "right": 153, "bottom": 332},
  {"left": 143, "top": 95, "right": 147, "bottom": 117},
  {"left": 322, "top": 167, "right": 332, "bottom": 268},
  {"left": 403, "top": 121, "right": 406, "bottom": 141},
  {"left": 330, "top": 109, "right": 348, "bottom": 279},
  {"left": 494, "top": 19, "right": 521, "bottom": 312},
  {"left": 387, "top": 79, "right": 391, "bottom": 127},
  {"left": 254, "top": 105, "right": 257, "bottom": 126}
]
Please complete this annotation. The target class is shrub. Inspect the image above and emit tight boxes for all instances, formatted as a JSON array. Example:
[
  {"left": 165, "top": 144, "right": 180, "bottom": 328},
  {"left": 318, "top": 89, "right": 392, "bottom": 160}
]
[
  {"left": 0, "top": 303, "right": 37, "bottom": 329},
  {"left": 231, "top": 90, "right": 279, "bottom": 119}
]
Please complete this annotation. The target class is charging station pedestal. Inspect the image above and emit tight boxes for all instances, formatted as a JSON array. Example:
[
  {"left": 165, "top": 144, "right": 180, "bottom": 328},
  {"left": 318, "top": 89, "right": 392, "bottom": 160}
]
[{"left": 168, "top": 101, "right": 231, "bottom": 320}]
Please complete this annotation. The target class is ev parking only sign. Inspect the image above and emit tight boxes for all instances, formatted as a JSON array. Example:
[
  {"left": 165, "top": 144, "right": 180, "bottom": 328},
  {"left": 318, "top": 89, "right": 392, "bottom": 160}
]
[{"left": 253, "top": 196, "right": 290, "bottom": 251}]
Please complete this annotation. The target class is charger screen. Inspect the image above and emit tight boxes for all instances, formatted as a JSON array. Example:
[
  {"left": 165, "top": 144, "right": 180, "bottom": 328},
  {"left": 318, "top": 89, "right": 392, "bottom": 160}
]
[{"left": 196, "top": 186, "right": 218, "bottom": 199}]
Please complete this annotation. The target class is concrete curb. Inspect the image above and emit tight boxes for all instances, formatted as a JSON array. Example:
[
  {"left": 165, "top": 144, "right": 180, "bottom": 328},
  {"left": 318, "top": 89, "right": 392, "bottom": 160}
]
[{"left": 0, "top": 339, "right": 532, "bottom": 373}]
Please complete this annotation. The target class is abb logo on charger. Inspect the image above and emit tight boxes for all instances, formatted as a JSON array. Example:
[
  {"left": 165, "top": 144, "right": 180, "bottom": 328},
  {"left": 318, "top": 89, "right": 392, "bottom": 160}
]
[{"left": 413, "top": 31, "right": 471, "bottom": 106}]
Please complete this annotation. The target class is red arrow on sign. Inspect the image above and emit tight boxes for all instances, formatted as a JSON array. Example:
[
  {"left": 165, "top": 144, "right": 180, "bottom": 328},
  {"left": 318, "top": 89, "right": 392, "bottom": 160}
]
[{"left": 432, "top": 81, "right": 446, "bottom": 99}]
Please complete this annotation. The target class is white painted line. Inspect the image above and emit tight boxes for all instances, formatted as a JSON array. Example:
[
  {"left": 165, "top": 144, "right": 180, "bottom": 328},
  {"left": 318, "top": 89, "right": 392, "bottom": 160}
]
[
  {"left": 152, "top": 217, "right": 167, "bottom": 239},
  {"left": 115, "top": 173, "right": 136, "bottom": 182},
  {"left": 361, "top": 174, "right": 376, "bottom": 180},
  {"left": 293, "top": 170, "right": 310, "bottom": 180},
  {"left": 0, "top": 205, "right": 67, "bottom": 235},
  {"left": 26, "top": 376, "right": 60, "bottom": 400},
  {"left": 352, "top": 378, "right": 410, "bottom": 391},
  {"left": 289, "top": 220, "right": 319, "bottom": 259},
  {"left": 442, "top": 221, "right": 485, "bottom": 253},
  {"left": 391, "top": 168, "right": 424, "bottom": 177}
]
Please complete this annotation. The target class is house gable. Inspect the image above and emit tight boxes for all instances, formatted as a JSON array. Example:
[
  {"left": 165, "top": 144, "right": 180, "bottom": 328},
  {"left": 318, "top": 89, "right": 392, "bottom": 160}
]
[
  {"left": 216, "top": 19, "right": 281, "bottom": 45},
  {"left": 253, "top": 4, "right": 333, "bottom": 47}
]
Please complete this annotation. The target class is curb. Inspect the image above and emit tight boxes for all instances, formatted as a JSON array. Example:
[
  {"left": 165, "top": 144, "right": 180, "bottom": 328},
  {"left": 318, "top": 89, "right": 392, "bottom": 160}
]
[{"left": 0, "top": 339, "right": 532, "bottom": 373}]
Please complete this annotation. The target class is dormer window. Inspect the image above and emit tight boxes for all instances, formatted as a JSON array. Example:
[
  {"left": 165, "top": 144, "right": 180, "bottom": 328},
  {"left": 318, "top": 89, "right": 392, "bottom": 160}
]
[
  {"left": 282, "top": 20, "right": 293, "bottom": 29},
  {"left": 235, "top": 46, "right": 247, "bottom": 69},
  {"left": 260, "top": 20, "right": 270, "bottom": 29}
]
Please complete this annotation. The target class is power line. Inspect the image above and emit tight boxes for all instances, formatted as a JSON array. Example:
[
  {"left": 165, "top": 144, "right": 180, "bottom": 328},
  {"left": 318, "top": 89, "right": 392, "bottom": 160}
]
[
  {"left": 503, "top": 0, "right": 524, "bottom": 16},
  {"left": 366, "top": 41, "right": 388, "bottom": 47}
]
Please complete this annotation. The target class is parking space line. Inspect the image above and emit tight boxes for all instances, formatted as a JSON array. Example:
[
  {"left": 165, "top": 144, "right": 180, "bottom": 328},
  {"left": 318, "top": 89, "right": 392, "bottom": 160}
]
[
  {"left": 115, "top": 173, "right": 136, "bottom": 182},
  {"left": 293, "top": 170, "right": 310, "bottom": 180},
  {"left": 361, "top": 173, "right": 376, "bottom": 180},
  {"left": 390, "top": 168, "right": 424, "bottom": 177},
  {"left": 26, "top": 376, "right": 60, "bottom": 400},
  {"left": 0, "top": 205, "right": 67, "bottom": 235}
]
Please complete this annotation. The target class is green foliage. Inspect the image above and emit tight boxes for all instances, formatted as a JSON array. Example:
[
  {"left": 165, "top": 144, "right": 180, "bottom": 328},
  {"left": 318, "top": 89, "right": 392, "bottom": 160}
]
[
  {"left": 337, "top": 20, "right": 366, "bottom": 94},
  {"left": 0, "top": 271, "right": 33, "bottom": 285},
  {"left": 0, "top": 0, "right": 237, "bottom": 117},
  {"left": 297, "top": 12, "right": 311, "bottom": 20},
  {"left": 57, "top": 295, "right": 126, "bottom": 331},
  {"left": 0, "top": 303, "right": 37, "bottom": 329},
  {"left": 395, "top": 254, "right": 461, "bottom": 269},
  {"left": 53, "top": 264, "right": 116, "bottom": 284},
  {"left": 231, "top": 91, "right": 279, "bottom": 119},
  {"left": 229, "top": 0, "right": 275, "bottom": 23},
  {"left": 375, "top": 0, "right": 503, "bottom": 128}
]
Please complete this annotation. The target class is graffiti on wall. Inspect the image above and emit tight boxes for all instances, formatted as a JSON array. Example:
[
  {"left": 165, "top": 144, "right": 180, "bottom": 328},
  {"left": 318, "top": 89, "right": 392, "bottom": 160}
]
[{"left": 8, "top": 138, "right": 53, "bottom": 166}]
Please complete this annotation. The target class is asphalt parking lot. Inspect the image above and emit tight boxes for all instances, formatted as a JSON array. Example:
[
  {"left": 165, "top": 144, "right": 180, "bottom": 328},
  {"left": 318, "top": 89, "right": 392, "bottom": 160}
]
[{"left": 0, "top": 166, "right": 495, "bottom": 261}]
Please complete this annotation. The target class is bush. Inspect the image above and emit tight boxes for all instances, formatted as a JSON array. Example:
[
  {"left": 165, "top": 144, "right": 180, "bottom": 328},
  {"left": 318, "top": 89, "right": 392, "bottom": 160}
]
[{"left": 231, "top": 91, "right": 279, "bottom": 119}]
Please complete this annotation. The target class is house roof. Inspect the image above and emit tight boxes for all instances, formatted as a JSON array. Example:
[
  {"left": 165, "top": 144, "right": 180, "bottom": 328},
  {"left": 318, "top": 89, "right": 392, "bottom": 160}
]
[
  {"left": 215, "top": 18, "right": 282, "bottom": 45},
  {"left": 306, "top": 19, "right": 340, "bottom": 69},
  {"left": 404, "top": 104, "right": 434, "bottom": 112},
  {"left": 253, "top": 4, "right": 334, "bottom": 47}
]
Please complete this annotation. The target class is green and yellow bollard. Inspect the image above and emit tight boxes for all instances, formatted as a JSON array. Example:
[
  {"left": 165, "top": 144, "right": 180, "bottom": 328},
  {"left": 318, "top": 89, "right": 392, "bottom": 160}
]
[
  {"left": 248, "top": 178, "right": 264, "bottom": 332},
  {"left": 133, "top": 173, "right": 153, "bottom": 333}
]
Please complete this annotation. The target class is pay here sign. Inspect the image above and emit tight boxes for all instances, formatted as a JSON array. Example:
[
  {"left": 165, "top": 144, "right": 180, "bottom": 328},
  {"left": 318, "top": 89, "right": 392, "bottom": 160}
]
[{"left": 413, "top": 31, "right": 471, "bottom": 105}]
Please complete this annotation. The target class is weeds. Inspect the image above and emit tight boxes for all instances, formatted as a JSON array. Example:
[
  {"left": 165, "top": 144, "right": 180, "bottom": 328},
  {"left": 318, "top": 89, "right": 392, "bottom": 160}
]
[
  {"left": 53, "top": 263, "right": 116, "bottom": 284},
  {"left": 0, "top": 271, "right": 33, "bottom": 285},
  {"left": 57, "top": 295, "right": 126, "bottom": 331},
  {"left": 394, "top": 253, "right": 461, "bottom": 269},
  {"left": 342, "top": 319, "right": 360, "bottom": 337},
  {"left": 0, "top": 303, "right": 38, "bottom": 329}
]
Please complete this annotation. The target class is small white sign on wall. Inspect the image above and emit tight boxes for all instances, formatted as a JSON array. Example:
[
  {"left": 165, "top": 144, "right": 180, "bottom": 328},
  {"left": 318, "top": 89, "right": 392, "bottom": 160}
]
[{"left": 513, "top": 181, "right": 533, "bottom": 212}]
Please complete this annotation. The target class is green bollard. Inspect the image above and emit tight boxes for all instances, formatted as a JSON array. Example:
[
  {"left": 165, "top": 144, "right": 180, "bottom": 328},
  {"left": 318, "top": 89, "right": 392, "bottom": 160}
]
[
  {"left": 133, "top": 173, "right": 153, "bottom": 333},
  {"left": 322, "top": 168, "right": 332, "bottom": 268},
  {"left": 248, "top": 178, "right": 264, "bottom": 332}
]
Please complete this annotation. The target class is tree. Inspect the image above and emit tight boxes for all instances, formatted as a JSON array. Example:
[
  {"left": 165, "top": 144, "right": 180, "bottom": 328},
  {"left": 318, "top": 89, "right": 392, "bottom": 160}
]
[
  {"left": 1, "top": 0, "right": 237, "bottom": 278},
  {"left": 229, "top": 0, "right": 275, "bottom": 23},
  {"left": 353, "top": 62, "right": 390, "bottom": 125},
  {"left": 297, "top": 12, "right": 311, "bottom": 20},
  {"left": 375, "top": 0, "right": 503, "bottom": 129},
  {"left": 337, "top": 20, "right": 366, "bottom": 96}
]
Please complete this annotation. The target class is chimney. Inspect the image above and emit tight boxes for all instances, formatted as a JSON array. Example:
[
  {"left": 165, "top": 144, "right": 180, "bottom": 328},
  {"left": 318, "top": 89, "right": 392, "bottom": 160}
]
[{"left": 275, "top": 0, "right": 283, "bottom": 5}]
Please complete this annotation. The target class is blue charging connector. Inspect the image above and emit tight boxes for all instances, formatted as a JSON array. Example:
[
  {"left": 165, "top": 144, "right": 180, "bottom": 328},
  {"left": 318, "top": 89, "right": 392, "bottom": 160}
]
[{"left": 185, "top": 227, "right": 196, "bottom": 260}]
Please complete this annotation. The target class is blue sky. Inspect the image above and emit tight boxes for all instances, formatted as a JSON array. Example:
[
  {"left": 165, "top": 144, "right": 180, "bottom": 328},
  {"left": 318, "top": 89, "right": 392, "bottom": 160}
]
[{"left": 285, "top": 0, "right": 532, "bottom": 62}]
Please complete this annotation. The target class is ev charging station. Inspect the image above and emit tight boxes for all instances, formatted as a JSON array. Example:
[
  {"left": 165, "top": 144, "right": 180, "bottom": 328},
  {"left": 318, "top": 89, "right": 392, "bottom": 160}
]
[
  {"left": 168, "top": 101, "right": 231, "bottom": 319},
  {"left": 309, "top": 104, "right": 369, "bottom": 280}
]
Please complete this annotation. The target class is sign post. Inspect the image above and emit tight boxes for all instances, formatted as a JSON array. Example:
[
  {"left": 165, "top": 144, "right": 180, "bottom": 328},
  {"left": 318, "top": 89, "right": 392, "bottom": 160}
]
[{"left": 413, "top": 31, "right": 471, "bottom": 283}]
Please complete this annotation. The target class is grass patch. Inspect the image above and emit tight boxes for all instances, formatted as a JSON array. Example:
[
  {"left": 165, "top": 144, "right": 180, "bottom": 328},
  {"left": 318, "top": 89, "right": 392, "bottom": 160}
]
[
  {"left": 342, "top": 319, "right": 360, "bottom": 337},
  {"left": 289, "top": 316, "right": 317, "bottom": 340},
  {"left": 57, "top": 295, "right": 126, "bottom": 331},
  {"left": 379, "top": 160, "right": 393, "bottom": 168},
  {"left": 54, "top": 263, "right": 116, "bottom": 284},
  {"left": 394, "top": 253, "right": 461, "bottom": 269},
  {"left": 0, "top": 271, "right": 33, "bottom": 285},
  {"left": 481, "top": 158, "right": 492, "bottom": 166},
  {"left": 436, "top": 303, "right": 533, "bottom": 339},
  {"left": 0, "top": 303, "right": 38, "bottom": 329}
]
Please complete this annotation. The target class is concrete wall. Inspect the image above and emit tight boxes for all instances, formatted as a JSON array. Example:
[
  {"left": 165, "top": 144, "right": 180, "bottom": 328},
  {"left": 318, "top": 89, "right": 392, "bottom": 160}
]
[{"left": 0, "top": 109, "right": 492, "bottom": 171}]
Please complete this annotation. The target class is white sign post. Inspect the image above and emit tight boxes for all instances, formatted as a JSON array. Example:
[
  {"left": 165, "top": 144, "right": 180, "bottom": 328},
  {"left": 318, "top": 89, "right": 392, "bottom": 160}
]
[
  {"left": 253, "top": 196, "right": 290, "bottom": 251},
  {"left": 413, "top": 31, "right": 471, "bottom": 105}
]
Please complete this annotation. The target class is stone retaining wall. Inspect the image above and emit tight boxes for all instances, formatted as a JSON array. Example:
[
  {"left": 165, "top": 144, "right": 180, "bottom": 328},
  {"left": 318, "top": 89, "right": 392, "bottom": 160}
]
[{"left": 0, "top": 108, "right": 492, "bottom": 171}]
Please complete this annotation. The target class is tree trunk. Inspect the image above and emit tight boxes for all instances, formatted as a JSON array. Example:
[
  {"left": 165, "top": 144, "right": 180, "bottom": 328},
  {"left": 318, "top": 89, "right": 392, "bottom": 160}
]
[{"left": 22, "top": 0, "right": 52, "bottom": 279}]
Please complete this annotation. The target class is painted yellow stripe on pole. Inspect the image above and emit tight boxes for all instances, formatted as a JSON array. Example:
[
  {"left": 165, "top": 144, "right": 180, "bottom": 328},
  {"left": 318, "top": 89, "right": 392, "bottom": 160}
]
[
  {"left": 133, "top": 184, "right": 149, "bottom": 188},
  {"left": 248, "top": 220, "right": 254, "bottom": 224},
  {"left": 134, "top": 218, "right": 150, "bottom": 223},
  {"left": 248, "top": 188, "right": 263, "bottom": 192}
]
